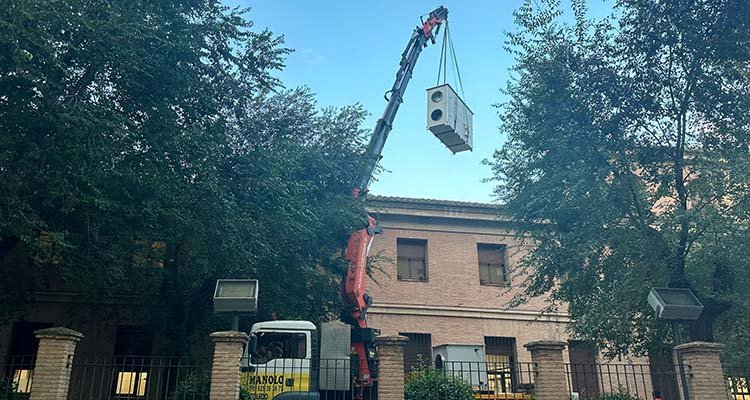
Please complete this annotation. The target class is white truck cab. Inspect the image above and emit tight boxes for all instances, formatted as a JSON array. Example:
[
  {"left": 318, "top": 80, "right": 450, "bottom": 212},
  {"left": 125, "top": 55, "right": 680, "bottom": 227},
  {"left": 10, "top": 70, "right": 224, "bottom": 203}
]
[{"left": 242, "top": 320, "right": 353, "bottom": 400}]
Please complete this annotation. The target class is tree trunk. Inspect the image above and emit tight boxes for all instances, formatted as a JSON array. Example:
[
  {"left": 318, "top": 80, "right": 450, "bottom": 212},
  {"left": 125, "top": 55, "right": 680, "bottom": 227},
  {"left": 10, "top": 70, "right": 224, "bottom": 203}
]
[{"left": 688, "top": 298, "right": 730, "bottom": 342}]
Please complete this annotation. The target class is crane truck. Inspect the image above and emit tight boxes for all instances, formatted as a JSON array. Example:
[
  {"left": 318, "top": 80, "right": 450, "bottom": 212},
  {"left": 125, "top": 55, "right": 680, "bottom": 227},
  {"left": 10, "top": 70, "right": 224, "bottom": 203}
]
[{"left": 240, "top": 6, "right": 450, "bottom": 400}]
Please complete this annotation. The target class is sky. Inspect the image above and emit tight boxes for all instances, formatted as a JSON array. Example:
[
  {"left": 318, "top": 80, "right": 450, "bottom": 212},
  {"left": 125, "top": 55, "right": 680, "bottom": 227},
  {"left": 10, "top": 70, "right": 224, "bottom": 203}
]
[{"left": 227, "top": 1, "right": 614, "bottom": 203}]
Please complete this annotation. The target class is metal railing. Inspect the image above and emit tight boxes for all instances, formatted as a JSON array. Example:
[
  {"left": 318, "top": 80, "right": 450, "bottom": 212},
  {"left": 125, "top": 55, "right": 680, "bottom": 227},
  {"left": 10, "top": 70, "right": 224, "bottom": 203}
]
[
  {"left": 405, "top": 361, "right": 536, "bottom": 399},
  {"left": 726, "top": 368, "right": 750, "bottom": 400},
  {"left": 68, "top": 356, "right": 210, "bottom": 400},
  {"left": 567, "top": 363, "right": 680, "bottom": 400},
  {"left": 240, "top": 357, "right": 377, "bottom": 400},
  {"left": 1, "top": 355, "right": 35, "bottom": 399}
]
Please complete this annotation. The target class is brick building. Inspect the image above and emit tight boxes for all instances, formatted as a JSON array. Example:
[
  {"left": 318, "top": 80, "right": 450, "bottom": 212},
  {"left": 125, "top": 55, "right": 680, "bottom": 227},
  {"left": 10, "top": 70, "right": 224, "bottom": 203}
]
[
  {"left": 365, "top": 195, "right": 587, "bottom": 369},
  {"left": 2, "top": 194, "right": 672, "bottom": 398}
]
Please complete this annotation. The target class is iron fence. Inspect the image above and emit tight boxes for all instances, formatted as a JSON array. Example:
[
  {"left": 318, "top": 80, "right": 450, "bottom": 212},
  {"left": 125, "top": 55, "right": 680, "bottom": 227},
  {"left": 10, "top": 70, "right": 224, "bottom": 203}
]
[
  {"left": 68, "top": 356, "right": 210, "bottom": 400},
  {"left": 725, "top": 367, "right": 750, "bottom": 400},
  {"left": 404, "top": 361, "right": 536, "bottom": 399},
  {"left": 240, "top": 357, "right": 377, "bottom": 400},
  {"left": 1, "top": 355, "right": 35, "bottom": 399},
  {"left": 567, "top": 363, "right": 680, "bottom": 400}
]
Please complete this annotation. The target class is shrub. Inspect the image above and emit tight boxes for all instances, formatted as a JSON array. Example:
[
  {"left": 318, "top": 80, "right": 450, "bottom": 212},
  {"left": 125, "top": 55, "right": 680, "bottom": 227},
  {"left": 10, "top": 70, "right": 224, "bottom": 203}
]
[
  {"left": 169, "top": 373, "right": 255, "bottom": 400},
  {"left": 404, "top": 366, "right": 475, "bottom": 400},
  {"left": 596, "top": 387, "right": 643, "bottom": 400},
  {"left": 0, "top": 380, "right": 28, "bottom": 400},
  {"left": 169, "top": 373, "right": 211, "bottom": 400}
]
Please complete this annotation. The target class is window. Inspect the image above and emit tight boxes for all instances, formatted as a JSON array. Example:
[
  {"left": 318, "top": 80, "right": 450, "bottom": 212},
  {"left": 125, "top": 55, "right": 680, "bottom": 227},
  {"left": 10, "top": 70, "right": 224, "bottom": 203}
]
[
  {"left": 10, "top": 321, "right": 51, "bottom": 355},
  {"left": 115, "top": 372, "right": 148, "bottom": 397},
  {"left": 400, "top": 333, "right": 432, "bottom": 373},
  {"left": 397, "top": 238, "right": 427, "bottom": 281},
  {"left": 112, "top": 326, "right": 153, "bottom": 397},
  {"left": 8, "top": 321, "right": 52, "bottom": 394},
  {"left": 728, "top": 376, "right": 749, "bottom": 399},
  {"left": 569, "top": 340, "right": 600, "bottom": 397},
  {"left": 12, "top": 369, "right": 33, "bottom": 393},
  {"left": 133, "top": 240, "right": 167, "bottom": 268},
  {"left": 114, "top": 326, "right": 153, "bottom": 357},
  {"left": 485, "top": 337, "right": 517, "bottom": 393},
  {"left": 251, "top": 332, "right": 307, "bottom": 364},
  {"left": 477, "top": 244, "right": 508, "bottom": 285}
]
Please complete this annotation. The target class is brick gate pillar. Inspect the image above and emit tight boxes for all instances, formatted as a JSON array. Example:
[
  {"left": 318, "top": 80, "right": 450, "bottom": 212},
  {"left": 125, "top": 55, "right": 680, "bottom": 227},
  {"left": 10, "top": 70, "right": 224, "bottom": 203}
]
[
  {"left": 209, "top": 331, "right": 249, "bottom": 400},
  {"left": 30, "top": 327, "right": 84, "bottom": 400},
  {"left": 376, "top": 335, "right": 408, "bottom": 400},
  {"left": 524, "top": 340, "right": 567, "bottom": 400},
  {"left": 673, "top": 341, "right": 729, "bottom": 400}
]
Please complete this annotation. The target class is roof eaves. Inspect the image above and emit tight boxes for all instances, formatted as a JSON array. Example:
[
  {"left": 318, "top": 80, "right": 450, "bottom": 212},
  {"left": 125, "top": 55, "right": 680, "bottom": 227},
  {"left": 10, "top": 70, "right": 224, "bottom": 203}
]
[{"left": 366, "top": 194, "right": 503, "bottom": 214}]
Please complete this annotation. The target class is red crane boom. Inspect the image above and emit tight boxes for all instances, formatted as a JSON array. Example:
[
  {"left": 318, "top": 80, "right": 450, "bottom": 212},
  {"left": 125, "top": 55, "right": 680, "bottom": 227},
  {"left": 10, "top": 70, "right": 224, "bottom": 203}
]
[{"left": 341, "top": 6, "right": 448, "bottom": 398}]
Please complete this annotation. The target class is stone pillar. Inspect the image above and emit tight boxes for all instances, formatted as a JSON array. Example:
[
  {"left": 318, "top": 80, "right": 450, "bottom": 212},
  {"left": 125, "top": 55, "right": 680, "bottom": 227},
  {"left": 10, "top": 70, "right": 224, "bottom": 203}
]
[
  {"left": 673, "top": 341, "right": 729, "bottom": 400},
  {"left": 375, "top": 335, "right": 408, "bottom": 400},
  {"left": 524, "top": 340, "right": 568, "bottom": 400},
  {"left": 209, "top": 331, "right": 249, "bottom": 400},
  {"left": 30, "top": 327, "right": 84, "bottom": 400}
]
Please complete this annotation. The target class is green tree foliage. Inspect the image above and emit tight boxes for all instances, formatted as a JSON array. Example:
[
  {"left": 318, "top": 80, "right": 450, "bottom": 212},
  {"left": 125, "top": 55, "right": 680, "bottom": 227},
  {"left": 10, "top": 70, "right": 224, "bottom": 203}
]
[
  {"left": 404, "top": 366, "right": 476, "bottom": 400},
  {"left": 492, "top": 0, "right": 750, "bottom": 358},
  {"left": 167, "top": 373, "right": 211, "bottom": 400},
  {"left": 0, "top": 379, "right": 28, "bottom": 400},
  {"left": 0, "top": 0, "right": 369, "bottom": 349}
]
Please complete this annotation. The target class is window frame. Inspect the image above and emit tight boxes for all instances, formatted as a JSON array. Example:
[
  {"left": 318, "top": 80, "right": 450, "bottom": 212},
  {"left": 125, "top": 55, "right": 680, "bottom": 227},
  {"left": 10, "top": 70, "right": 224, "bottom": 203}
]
[
  {"left": 112, "top": 325, "right": 153, "bottom": 398},
  {"left": 396, "top": 238, "right": 428, "bottom": 282},
  {"left": 249, "top": 331, "right": 309, "bottom": 364},
  {"left": 477, "top": 243, "right": 509, "bottom": 286},
  {"left": 114, "top": 371, "right": 148, "bottom": 397},
  {"left": 11, "top": 368, "right": 33, "bottom": 393},
  {"left": 400, "top": 332, "right": 432, "bottom": 373},
  {"left": 484, "top": 336, "right": 519, "bottom": 394}
]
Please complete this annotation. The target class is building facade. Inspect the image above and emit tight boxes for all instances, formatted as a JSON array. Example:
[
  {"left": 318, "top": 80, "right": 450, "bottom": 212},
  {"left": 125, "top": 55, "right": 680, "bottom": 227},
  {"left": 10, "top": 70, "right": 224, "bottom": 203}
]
[
  {"left": 365, "top": 196, "right": 575, "bottom": 363},
  {"left": 1, "top": 194, "right": 666, "bottom": 398}
]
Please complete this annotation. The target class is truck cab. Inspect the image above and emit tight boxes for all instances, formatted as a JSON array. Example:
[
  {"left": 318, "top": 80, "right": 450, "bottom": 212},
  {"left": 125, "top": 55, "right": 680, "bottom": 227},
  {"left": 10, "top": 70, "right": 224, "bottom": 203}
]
[
  {"left": 242, "top": 320, "right": 359, "bottom": 400},
  {"left": 242, "top": 320, "right": 319, "bottom": 400}
]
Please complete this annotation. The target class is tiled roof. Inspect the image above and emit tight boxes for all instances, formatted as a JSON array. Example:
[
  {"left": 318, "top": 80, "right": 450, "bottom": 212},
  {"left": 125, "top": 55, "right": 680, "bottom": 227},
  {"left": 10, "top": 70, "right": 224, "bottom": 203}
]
[{"left": 366, "top": 194, "right": 502, "bottom": 212}]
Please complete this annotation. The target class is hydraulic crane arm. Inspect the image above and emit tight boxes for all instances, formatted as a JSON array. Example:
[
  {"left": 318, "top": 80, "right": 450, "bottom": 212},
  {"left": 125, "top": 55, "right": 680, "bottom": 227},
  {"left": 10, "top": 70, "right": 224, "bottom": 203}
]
[
  {"left": 342, "top": 6, "right": 448, "bottom": 398},
  {"left": 357, "top": 6, "right": 449, "bottom": 191}
]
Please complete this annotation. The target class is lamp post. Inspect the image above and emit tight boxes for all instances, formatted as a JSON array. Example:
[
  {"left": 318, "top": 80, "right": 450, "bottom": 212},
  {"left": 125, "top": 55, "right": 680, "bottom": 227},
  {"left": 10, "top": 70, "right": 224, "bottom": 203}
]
[
  {"left": 213, "top": 279, "right": 259, "bottom": 331},
  {"left": 647, "top": 287, "right": 704, "bottom": 400}
]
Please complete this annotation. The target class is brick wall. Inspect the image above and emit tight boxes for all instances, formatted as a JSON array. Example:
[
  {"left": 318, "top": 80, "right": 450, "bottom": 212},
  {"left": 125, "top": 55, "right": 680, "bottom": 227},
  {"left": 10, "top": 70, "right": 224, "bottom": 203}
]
[
  {"left": 525, "top": 341, "right": 567, "bottom": 400},
  {"left": 368, "top": 313, "right": 568, "bottom": 363},
  {"left": 368, "top": 226, "right": 555, "bottom": 313},
  {"left": 376, "top": 335, "right": 408, "bottom": 400},
  {"left": 366, "top": 199, "right": 571, "bottom": 364},
  {"left": 365, "top": 198, "right": 663, "bottom": 399},
  {"left": 674, "top": 341, "right": 731, "bottom": 400},
  {"left": 209, "top": 331, "right": 248, "bottom": 400},
  {"left": 29, "top": 327, "right": 83, "bottom": 400}
]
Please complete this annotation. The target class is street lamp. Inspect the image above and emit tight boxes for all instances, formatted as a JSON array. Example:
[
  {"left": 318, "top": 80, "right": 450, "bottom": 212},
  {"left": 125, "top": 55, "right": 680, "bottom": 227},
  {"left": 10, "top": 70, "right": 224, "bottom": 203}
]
[
  {"left": 647, "top": 287, "right": 704, "bottom": 324},
  {"left": 213, "top": 279, "right": 259, "bottom": 331},
  {"left": 647, "top": 287, "right": 704, "bottom": 400}
]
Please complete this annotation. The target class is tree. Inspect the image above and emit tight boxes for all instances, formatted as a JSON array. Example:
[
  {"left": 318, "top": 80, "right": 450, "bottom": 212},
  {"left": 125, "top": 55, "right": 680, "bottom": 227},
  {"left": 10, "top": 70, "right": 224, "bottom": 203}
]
[
  {"left": 0, "top": 0, "right": 369, "bottom": 351},
  {"left": 491, "top": 0, "right": 750, "bottom": 359}
]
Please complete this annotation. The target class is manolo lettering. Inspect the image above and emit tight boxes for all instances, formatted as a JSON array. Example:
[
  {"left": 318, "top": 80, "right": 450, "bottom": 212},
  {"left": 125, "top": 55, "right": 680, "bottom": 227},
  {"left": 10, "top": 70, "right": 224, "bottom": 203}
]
[{"left": 246, "top": 375, "right": 285, "bottom": 385}]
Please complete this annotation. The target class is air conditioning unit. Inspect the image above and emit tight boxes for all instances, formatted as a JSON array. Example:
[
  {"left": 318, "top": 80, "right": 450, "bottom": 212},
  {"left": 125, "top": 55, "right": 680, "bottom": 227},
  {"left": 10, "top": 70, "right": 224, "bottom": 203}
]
[
  {"left": 433, "top": 344, "right": 488, "bottom": 390},
  {"left": 427, "top": 84, "right": 473, "bottom": 153}
]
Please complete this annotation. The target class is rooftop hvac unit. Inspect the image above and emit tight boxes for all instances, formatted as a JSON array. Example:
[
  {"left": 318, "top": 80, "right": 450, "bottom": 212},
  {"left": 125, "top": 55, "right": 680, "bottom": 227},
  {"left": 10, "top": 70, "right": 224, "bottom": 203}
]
[
  {"left": 427, "top": 84, "right": 473, "bottom": 153},
  {"left": 433, "top": 344, "right": 488, "bottom": 390}
]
